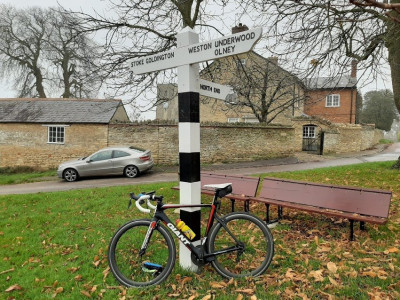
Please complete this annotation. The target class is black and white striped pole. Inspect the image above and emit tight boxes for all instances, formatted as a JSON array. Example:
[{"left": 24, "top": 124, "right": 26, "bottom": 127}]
[
  {"left": 176, "top": 27, "right": 201, "bottom": 270},
  {"left": 130, "top": 26, "right": 262, "bottom": 270}
]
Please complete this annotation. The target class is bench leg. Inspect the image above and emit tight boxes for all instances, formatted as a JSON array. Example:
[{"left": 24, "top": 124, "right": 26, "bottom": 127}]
[
  {"left": 349, "top": 220, "right": 354, "bottom": 241},
  {"left": 360, "top": 221, "right": 366, "bottom": 231},
  {"left": 230, "top": 199, "right": 235, "bottom": 212},
  {"left": 278, "top": 206, "right": 283, "bottom": 219},
  {"left": 244, "top": 200, "right": 250, "bottom": 212},
  {"left": 265, "top": 204, "right": 270, "bottom": 223}
]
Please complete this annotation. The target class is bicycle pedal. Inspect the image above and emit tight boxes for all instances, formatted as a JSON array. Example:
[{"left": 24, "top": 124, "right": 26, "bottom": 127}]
[{"left": 142, "top": 262, "right": 163, "bottom": 273}]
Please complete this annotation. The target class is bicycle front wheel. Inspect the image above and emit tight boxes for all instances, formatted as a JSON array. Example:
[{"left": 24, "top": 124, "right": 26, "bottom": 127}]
[
  {"left": 207, "top": 212, "right": 274, "bottom": 278},
  {"left": 108, "top": 219, "right": 176, "bottom": 287}
]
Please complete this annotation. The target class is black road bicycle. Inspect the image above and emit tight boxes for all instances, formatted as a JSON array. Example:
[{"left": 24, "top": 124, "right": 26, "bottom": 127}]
[{"left": 108, "top": 183, "right": 274, "bottom": 287}]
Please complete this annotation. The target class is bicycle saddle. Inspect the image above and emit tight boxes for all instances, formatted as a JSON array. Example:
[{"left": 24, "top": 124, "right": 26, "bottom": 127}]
[{"left": 203, "top": 183, "right": 232, "bottom": 198}]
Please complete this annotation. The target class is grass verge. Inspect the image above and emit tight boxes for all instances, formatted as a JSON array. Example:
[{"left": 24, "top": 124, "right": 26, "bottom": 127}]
[
  {"left": 1, "top": 162, "right": 399, "bottom": 299},
  {"left": 0, "top": 168, "right": 56, "bottom": 185}
]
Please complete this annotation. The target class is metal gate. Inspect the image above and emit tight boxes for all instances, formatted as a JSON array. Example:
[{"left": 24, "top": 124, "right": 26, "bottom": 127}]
[{"left": 302, "top": 126, "right": 324, "bottom": 155}]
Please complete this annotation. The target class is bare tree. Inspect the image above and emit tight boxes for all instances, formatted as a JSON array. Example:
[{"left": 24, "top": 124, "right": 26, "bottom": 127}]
[
  {"left": 0, "top": 4, "right": 103, "bottom": 98},
  {"left": 46, "top": 9, "right": 104, "bottom": 98},
  {"left": 258, "top": 0, "right": 400, "bottom": 114},
  {"left": 202, "top": 53, "right": 305, "bottom": 124},
  {"left": 61, "top": 0, "right": 245, "bottom": 112},
  {"left": 0, "top": 4, "right": 49, "bottom": 98}
]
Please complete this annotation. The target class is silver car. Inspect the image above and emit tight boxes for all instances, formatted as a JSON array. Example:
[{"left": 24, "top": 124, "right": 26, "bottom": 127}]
[{"left": 57, "top": 146, "right": 154, "bottom": 182}]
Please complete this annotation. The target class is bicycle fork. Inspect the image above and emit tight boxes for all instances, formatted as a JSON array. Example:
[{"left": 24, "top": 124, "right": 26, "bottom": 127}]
[
  {"left": 139, "top": 220, "right": 157, "bottom": 256},
  {"left": 139, "top": 221, "right": 164, "bottom": 274}
]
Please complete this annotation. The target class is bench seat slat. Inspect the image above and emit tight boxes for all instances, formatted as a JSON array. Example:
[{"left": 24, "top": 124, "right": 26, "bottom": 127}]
[
  {"left": 249, "top": 196, "right": 388, "bottom": 224},
  {"left": 260, "top": 177, "right": 391, "bottom": 219}
]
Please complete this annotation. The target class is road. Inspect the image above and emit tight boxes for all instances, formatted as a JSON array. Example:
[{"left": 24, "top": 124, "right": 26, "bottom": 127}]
[{"left": 1, "top": 143, "right": 399, "bottom": 195}]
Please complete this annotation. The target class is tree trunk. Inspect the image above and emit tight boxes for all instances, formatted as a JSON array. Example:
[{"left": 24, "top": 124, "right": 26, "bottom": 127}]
[
  {"left": 62, "top": 54, "right": 72, "bottom": 98},
  {"left": 386, "top": 0, "right": 400, "bottom": 113},
  {"left": 33, "top": 67, "right": 46, "bottom": 98}
]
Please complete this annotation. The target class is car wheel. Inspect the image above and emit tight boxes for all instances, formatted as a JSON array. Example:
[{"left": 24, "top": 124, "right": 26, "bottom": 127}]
[
  {"left": 63, "top": 168, "right": 79, "bottom": 182},
  {"left": 124, "top": 165, "right": 139, "bottom": 178}
]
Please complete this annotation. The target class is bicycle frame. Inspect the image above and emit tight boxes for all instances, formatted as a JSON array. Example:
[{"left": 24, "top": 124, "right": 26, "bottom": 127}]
[{"left": 139, "top": 195, "right": 243, "bottom": 263}]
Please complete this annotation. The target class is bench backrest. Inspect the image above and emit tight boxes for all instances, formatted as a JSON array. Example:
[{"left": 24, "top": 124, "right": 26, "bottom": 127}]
[
  {"left": 201, "top": 172, "right": 260, "bottom": 197},
  {"left": 260, "top": 177, "right": 391, "bottom": 218}
]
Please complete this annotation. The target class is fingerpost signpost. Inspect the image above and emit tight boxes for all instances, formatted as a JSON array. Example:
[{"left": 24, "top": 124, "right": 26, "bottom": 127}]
[{"left": 131, "top": 26, "right": 262, "bottom": 270}]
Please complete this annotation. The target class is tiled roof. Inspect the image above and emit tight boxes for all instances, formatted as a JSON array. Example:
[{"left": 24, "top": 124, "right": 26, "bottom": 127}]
[
  {"left": 304, "top": 75, "right": 357, "bottom": 90},
  {"left": 0, "top": 98, "right": 122, "bottom": 124}
]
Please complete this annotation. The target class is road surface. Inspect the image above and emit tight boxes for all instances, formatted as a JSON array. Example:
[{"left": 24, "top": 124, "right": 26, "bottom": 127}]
[{"left": 1, "top": 143, "right": 398, "bottom": 195}]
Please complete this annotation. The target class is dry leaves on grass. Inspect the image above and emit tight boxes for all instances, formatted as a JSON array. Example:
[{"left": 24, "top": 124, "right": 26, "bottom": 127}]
[{"left": 5, "top": 284, "right": 22, "bottom": 292}]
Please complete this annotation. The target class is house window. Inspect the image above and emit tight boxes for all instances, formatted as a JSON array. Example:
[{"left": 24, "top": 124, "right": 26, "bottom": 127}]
[
  {"left": 303, "top": 125, "right": 316, "bottom": 138},
  {"left": 326, "top": 94, "right": 340, "bottom": 107},
  {"left": 47, "top": 126, "right": 67, "bottom": 144},
  {"left": 228, "top": 118, "right": 240, "bottom": 123},
  {"left": 244, "top": 118, "right": 259, "bottom": 123}
]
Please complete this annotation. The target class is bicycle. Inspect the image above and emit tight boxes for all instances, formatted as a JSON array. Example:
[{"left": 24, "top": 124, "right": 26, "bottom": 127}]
[{"left": 108, "top": 183, "right": 274, "bottom": 287}]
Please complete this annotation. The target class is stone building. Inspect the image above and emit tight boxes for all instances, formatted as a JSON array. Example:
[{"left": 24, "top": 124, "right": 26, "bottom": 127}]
[
  {"left": 156, "top": 24, "right": 305, "bottom": 125},
  {"left": 0, "top": 98, "right": 129, "bottom": 169}
]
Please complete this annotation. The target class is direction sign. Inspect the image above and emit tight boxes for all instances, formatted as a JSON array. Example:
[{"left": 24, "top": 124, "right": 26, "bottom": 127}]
[
  {"left": 199, "top": 79, "right": 235, "bottom": 101},
  {"left": 131, "top": 27, "right": 262, "bottom": 74}
]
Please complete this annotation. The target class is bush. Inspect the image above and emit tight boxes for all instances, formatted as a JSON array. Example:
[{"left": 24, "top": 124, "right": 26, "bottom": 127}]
[{"left": 379, "top": 139, "right": 393, "bottom": 144}]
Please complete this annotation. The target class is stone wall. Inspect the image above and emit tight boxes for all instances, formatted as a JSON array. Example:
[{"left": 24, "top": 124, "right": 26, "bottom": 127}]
[
  {"left": 0, "top": 123, "right": 108, "bottom": 169},
  {"left": 0, "top": 121, "right": 384, "bottom": 169},
  {"left": 323, "top": 124, "right": 383, "bottom": 154},
  {"left": 108, "top": 124, "right": 296, "bottom": 165}
]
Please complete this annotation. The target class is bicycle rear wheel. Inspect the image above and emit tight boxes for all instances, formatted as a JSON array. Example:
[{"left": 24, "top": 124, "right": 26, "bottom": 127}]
[
  {"left": 108, "top": 219, "right": 176, "bottom": 287},
  {"left": 207, "top": 212, "right": 274, "bottom": 278}
]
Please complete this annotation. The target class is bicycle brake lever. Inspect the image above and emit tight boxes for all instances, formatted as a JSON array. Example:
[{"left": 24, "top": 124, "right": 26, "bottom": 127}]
[{"left": 128, "top": 199, "right": 132, "bottom": 209}]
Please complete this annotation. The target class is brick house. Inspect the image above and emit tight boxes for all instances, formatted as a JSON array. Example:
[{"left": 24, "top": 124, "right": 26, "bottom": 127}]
[
  {"left": 0, "top": 98, "right": 129, "bottom": 169},
  {"left": 303, "top": 61, "right": 359, "bottom": 124}
]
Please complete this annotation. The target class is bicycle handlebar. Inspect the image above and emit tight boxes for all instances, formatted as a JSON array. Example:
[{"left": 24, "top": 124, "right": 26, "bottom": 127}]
[{"left": 130, "top": 192, "right": 160, "bottom": 213}]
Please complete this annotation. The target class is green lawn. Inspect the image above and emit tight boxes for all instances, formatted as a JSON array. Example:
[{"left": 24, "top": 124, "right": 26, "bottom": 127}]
[{"left": 1, "top": 162, "right": 399, "bottom": 299}]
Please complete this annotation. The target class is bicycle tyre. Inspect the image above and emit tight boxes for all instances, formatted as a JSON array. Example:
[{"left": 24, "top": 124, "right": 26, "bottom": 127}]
[
  {"left": 108, "top": 219, "right": 176, "bottom": 287},
  {"left": 207, "top": 212, "right": 274, "bottom": 278}
]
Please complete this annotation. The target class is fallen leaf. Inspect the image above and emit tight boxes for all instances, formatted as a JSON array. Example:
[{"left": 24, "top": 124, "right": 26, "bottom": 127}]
[
  {"left": 201, "top": 295, "right": 212, "bottom": 300},
  {"left": 309, "top": 270, "right": 324, "bottom": 282},
  {"left": 387, "top": 247, "right": 399, "bottom": 254},
  {"left": 80, "top": 290, "right": 92, "bottom": 298},
  {"left": 235, "top": 289, "right": 254, "bottom": 295},
  {"left": 327, "top": 262, "right": 338, "bottom": 274},
  {"left": 361, "top": 270, "right": 377, "bottom": 278},
  {"left": 52, "top": 287, "right": 64, "bottom": 298},
  {"left": 181, "top": 277, "right": 192, "bottom": 286},
  {"left": 210, "top": 281, "right": 226, "bottom": 288},
  {"left": 236, "top": 295, "right": 244, "bottom": 300},
  {"left": 328, "top": 276, "right": 338, "bottom": 286},
  {"left": 74, "top": 275, "right": 82, "bottom": 281},
  {"left": 5, "top": 284, "right": 22, "bottom": 292}
]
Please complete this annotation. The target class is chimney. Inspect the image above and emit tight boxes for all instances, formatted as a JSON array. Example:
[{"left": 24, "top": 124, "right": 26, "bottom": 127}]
[
  {"left": 232, "top": 23, "right": 249, "bottom": 34},
  {"left": 268, "top": 56, "right": 279, "bottom": 65},
  {"left": 351, "top": 59, "right": 358, "bottom": 78}
]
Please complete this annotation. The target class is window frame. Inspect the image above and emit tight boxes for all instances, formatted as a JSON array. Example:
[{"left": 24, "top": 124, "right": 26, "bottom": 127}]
[
  {"left": 227, "top": 118, "right": 240, "bottom": 123},
  {"left": 43, "top": 125, "right": 69, "bottom": 144},
  {"left": 326, "top": 94, "right": 340, "bottom": 107},
  {"left": 303, "top": 125, "right": 316, "bottom": 138}
]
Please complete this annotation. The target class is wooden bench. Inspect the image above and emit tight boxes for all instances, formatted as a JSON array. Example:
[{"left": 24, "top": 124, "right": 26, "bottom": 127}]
[
  {"left": 173, "top": 172, "right": 260, "bottom": 212},
  {"left": 249, "top": 177, "right": 392, "bottom": 240}
]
